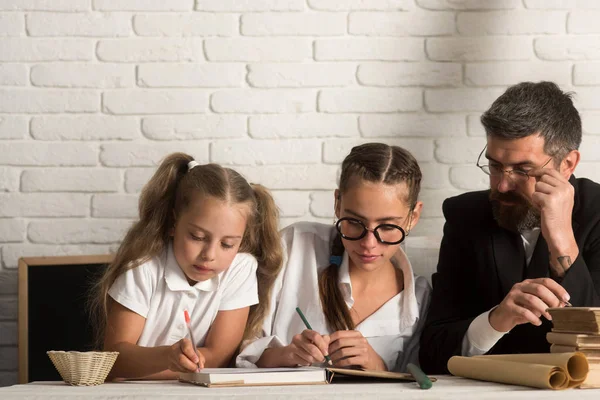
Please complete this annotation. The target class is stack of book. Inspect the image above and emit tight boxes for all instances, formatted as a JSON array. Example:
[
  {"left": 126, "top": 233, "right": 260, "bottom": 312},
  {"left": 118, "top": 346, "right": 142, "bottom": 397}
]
[{"left": 547, "top": 307, "right": 600, "bottom": 389}]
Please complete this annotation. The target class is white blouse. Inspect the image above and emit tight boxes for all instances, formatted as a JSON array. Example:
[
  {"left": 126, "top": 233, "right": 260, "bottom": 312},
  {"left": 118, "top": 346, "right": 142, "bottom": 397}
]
[
  {"left": 108, "top": 242, "right": 259, "bottom": 348},
  {"left": 236, "top": 221, "right": 431, "bottom": 372}
]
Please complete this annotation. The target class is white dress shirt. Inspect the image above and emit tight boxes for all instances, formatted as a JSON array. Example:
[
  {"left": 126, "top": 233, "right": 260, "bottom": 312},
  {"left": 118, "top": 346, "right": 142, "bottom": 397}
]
[
  {"left": 236, "top": 221, "right": 431, "bottom": 372},
  {"left": 108, "top": 242, "right": 259, "bottom": 348},
  {"left": 461, "top": 228, "right": 542, "bottom": 356}
]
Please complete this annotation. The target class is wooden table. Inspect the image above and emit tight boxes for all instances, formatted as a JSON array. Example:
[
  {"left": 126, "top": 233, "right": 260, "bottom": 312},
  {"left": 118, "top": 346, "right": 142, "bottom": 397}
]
[{"left": 2, "top": 376, "right": 600, "bottom": 400}]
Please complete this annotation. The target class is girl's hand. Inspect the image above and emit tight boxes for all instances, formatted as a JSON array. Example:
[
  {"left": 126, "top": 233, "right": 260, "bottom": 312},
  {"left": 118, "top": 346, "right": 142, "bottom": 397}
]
[
  {"left": 167, "top": 338, "right": 205, "bottom": 372},
  {"left": 328, "top": 330, "right": 386, "bottom": 371},
  {"left": 281, "top": 329, "right": 331, "bottom": 367}
]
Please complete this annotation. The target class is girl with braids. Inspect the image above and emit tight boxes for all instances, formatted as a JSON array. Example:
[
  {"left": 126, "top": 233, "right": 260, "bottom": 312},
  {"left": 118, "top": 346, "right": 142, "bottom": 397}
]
[
  {"left": 91, "top": 153, "right": 282, "bottom": 379},
  {"left": 237, "top": 143, "right": 431, "bottom": 372}
]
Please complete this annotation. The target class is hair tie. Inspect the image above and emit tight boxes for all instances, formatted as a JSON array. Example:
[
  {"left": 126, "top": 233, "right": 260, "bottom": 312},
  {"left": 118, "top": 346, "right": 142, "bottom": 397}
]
[
  {"left": 329, "top": 255, "right": 342, "bottom": 266},
  {"left": 187, "top": 160, "right": 200, "bottom": 171}
]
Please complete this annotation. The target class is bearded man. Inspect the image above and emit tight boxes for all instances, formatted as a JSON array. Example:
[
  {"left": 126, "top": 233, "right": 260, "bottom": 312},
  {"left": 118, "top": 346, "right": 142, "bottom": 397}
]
[{"left": 419, "top": 81, "right": 600, "bottom": 374}]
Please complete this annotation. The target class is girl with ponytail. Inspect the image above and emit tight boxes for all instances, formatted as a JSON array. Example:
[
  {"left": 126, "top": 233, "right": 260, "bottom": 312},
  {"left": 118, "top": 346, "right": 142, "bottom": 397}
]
[
  {"left": 91, "top": 153, "right": 282, "bottom": 379},
  {"left": 237, "top": 143, "right": 431, "bottom": 372}
]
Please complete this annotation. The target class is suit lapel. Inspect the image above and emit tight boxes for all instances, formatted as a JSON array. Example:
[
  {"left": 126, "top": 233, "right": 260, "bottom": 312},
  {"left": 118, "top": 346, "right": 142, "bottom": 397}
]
[
  {"left": 491, "top": 228, "right": 526, "bottom": 296},
  {"left": 525, "top": 233, "right": 549, "bottom": 279}
]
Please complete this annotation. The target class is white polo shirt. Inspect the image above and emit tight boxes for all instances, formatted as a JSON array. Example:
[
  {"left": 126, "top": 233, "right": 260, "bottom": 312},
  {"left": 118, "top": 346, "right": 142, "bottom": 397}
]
[
  {"left": 108, "top": 242, "right": 259, "bottom": 348},
  {"left": 236, "top": 221, "right": 431, "bottom": 372}
]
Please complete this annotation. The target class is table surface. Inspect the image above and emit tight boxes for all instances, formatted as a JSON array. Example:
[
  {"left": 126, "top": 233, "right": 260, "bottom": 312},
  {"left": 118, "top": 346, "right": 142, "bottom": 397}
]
[{"left": 1, "top": 376, "right": 600, "bottom": 400}]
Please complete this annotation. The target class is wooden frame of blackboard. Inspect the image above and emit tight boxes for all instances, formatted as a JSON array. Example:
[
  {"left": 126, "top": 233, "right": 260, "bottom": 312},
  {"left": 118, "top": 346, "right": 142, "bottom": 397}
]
[{"left": 18, "top": 254, "right": 114, "bottom": 384}]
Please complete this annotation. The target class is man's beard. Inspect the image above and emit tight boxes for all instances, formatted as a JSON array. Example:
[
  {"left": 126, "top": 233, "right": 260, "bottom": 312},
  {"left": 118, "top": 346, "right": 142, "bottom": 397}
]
[{"left": 489, "top": 190, "right": 541, "bottom": 233}]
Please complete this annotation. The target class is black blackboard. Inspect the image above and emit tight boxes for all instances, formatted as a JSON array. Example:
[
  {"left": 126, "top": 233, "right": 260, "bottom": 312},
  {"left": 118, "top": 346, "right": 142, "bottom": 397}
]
[{"left": 18, "top": 255, "right": 113, "bottom": 383}]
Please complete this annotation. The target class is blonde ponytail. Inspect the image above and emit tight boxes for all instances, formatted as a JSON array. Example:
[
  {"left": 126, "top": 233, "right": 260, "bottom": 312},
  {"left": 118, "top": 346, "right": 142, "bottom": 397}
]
[
  {"left": 240, "top": 184, "right": 283, "bottom": 343},
  {"left": 91, "top": 152, "right": 192, "bottom": 348}
]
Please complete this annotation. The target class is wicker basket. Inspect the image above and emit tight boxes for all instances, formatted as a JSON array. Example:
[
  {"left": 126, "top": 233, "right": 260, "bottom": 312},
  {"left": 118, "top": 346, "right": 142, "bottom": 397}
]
[{"left": 47, "top": 351, "right": 119, "bottom": 386}]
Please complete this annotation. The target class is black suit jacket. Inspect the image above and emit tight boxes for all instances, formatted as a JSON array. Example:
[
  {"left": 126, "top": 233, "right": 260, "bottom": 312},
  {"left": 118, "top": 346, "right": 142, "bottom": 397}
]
[{"left": 419, "top": 176, "right": 600, "bottom": 374}]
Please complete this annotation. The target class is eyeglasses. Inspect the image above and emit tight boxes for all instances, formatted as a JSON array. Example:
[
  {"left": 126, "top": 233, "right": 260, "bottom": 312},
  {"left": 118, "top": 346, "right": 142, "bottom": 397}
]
[
  {"left": 335, "top": 217, "right": 406, "bottom": 245},
  {"left": 476, "top": 145, "right": 553, "bottom": 184}
]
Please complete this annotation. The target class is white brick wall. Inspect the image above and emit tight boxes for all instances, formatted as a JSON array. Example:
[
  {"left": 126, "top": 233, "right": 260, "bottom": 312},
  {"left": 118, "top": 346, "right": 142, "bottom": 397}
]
[
  {"left": 425, "top": 88, "right": 505, "bottom": 111},
  {"left": 0, "top": 116, "right": 27, "bottom": 139},
  {"left": 241, "top": 13, "right": 347, "bottom": 36},
  {"left": 28, "top": 219, "right": 131, "bottom": 244},
  {"left": 31, "top": 63, "right": 134, "bottom": 88},
  {"left": 315, "top": 37, "right": 424, "bottom": 61},
  {"left": 102, "top": 90, "right": 209, "bottom": 114},
  {"left": 21, "top": 168, "right": 122, "bottom": 192},
  {"left": 27, "top": 12, "right": 132, "bottom": 37},
  {"left": 357, "top": 62, "right": 461, "bottom": 87},
  {"left": 535, "top": 36, "right": 600, "bottom": 60},
  {"left": 2, "top": 0, "right": 600, "bottom": 387},
  {"left": 138, "top": 64, "right": 244, "bottom": 87},
  {"left": 349, "top": 11, "right": 455, "bottom": 36},
  {"left": 99, "top": 142, "right": 209, "bottom": 167},
  {"left": 0, "top": 38, "right": 92, "bottom": 61},
  {"left": 0, "top": 1, "right": 89, "bottom": 11},
  {"left": 31, "top": 116, "right": 140, "bottom": 140},
  {"left": 583, "top": 113, "right": 600, "bottom": 134},
  {"left": 96, "top": 39, "right": 204, "bottom": 62},
  {"left": 92, "top": 194, "right": 138, "bottom": 218},
  {"left": 133, "top": 14, "right": 237, "bottom": 37},
  {"left": 308, "top": 0, "right": 414, "bottom": 10},
  {"left": 0, "top": 13, "right": 24, "bottom": 36},
  {"left": 142, "top": 115, "right": 245, "bottom": 140},
  {"left": 0, "top": 65, "right": 27, "bottom": 86},
  {"left": 247, "top": 63, "right": 356, "bottom": 88},
  {"left": 0, "top": 89, "right": 98, "bottom": 113},
  {"left": 323, "top": 138, "right": 433, "bottom": 163},
  {"left": 465, "top": 62, "right": 570, "bottom": 86},
  {"left": 205, "top": 38, "right": 312, "bottom": 61},
  {"left": 93, "top": 0, "right": 194, "bottom": 12},
  {"left": 196, "top": 0, "right": 304, "bottom": 12},
  {"left": 212, "top": 139, "right": 321, "bottom": 165},
  {"left": 427, "top": 37, "right": 533, "bottom": 61},
  {"left": 457, "top": 11, "right": 565, "bottom": 35},
  {"left": 320, "top": 88, "right": 422, "bottom": 112}
]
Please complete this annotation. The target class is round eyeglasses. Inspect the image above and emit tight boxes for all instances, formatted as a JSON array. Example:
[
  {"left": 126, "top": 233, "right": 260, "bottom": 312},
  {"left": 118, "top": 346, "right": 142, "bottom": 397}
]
[
  {"left": 476, "top": 145, "right": 552, "bottom": 184},
  {"left": 335, "top": 217, "right": 406, "bottom": 245}
]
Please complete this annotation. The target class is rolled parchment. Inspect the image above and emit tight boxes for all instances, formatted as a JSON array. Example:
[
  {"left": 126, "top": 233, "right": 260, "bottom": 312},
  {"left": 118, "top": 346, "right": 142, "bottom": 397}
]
[{"left": 447, "top": 352, "right": 588, "bottom": 390}]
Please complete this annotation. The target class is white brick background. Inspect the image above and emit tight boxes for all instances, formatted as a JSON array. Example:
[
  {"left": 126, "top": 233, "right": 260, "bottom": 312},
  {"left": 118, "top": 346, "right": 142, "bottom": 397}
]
[{"left": 2, "top": 0, "right": 600, "bottom": 386}]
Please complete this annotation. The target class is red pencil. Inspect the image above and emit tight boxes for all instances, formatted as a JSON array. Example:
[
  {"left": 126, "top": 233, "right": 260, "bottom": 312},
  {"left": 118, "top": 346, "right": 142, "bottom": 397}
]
[{"left": 184, "top": 310, "right": 202, "bottom": 371}]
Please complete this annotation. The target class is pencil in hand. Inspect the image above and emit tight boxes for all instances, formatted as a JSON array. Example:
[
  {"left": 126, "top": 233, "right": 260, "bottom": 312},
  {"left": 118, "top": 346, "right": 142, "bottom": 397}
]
[
  {"left": 295, "top": 307, "right": 333, "bottom": 366},
  {"left": 184, "top": 310, "right": 202, "bottom": 372}
]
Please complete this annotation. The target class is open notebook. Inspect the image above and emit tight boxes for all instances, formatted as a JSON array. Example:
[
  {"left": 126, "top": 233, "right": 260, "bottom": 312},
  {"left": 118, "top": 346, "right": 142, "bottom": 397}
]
[
  {"left": 179, "top": 367, "right": 432, "bottom": 388},
  {"left": 179, "top": 367, "right": 326, "bottom": 387}
]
